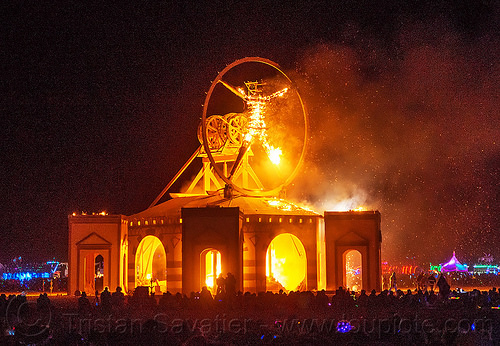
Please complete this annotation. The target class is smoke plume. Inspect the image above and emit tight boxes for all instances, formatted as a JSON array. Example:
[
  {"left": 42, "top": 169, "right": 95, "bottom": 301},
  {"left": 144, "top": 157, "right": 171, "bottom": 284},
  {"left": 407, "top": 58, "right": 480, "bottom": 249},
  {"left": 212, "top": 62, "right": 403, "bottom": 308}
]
[{"left": 288, "top": 21, "right": 499, "bottom": 264}]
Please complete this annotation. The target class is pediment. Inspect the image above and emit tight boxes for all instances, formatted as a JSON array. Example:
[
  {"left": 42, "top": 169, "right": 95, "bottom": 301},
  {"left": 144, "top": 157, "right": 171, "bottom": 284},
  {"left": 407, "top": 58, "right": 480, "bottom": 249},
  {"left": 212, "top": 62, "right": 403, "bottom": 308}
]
[
  {"left": 336, "top": 231, "right": 368, "bottom": 245},
  {"left": 76, "top": 232, "right": 112, "bottom": 246}
]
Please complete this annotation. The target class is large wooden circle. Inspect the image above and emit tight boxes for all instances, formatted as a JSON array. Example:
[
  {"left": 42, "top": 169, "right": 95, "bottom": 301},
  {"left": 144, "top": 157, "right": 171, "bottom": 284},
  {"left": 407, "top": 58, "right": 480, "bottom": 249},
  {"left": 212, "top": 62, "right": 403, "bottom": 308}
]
[{"left": 201, "top": 57, "right": 308, "bottom": 196}]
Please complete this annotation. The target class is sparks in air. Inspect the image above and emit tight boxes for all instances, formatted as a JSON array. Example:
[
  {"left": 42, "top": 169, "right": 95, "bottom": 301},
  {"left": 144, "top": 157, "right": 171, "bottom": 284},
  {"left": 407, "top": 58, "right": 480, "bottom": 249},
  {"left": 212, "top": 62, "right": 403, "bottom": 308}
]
[{"left": 237, "top": 83, "right": 288, "bottom": 165}]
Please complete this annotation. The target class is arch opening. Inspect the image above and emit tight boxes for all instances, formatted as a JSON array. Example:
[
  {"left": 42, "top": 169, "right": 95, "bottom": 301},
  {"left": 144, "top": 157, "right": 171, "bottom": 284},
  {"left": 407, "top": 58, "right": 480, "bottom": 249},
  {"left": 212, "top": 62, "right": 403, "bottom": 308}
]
[
  {"left": 94, "top": 254, "right": 104, "bottom": 292},
  {"left": 135, "top": 236, "right": 167, "bottom": 293},
  {"left": 266, "top": 233, "right": 306, "bottom": 292},
  {"left": 344, "top": 250, "right": 362, "bottom": 292},
  {"left": 201, "top": 249, "right": 221, "bottom": 294}
]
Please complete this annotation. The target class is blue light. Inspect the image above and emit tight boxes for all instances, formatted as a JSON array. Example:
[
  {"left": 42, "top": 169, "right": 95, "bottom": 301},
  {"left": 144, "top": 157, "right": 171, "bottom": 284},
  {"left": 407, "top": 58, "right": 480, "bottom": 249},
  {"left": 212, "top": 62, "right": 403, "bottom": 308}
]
[
  {"left": 2, "top": 271, "right": 51, "bottom": 282},
  {"left": 471, "top": 322, "right": 475, "bottom": 331},
  {"left": 336, "top": 320, "right": 352, "bottom": 333}
]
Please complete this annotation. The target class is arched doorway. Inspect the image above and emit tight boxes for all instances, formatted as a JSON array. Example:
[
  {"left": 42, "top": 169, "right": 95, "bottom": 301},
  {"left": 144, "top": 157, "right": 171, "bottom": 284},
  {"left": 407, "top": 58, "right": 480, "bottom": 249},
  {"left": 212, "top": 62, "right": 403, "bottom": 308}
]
[
  {"left": 266, "top": 233, "right": 307, "bottom": 292},
  {"left": 200, "top": 249, "right": 221, "bottom": 293},
  {"left": 344, "top": 249, "right": 362, "bottom": 291},
  {"left": 94, "top": 254, "right": 104, "bottom": 292},
  {"left": 135, "top": 236, "right": 167, "bottom": 293}
]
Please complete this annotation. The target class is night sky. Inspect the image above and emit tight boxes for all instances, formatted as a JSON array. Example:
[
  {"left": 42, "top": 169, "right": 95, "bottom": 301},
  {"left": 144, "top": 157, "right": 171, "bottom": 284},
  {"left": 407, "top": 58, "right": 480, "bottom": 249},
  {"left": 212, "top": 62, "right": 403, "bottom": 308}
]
[{"left": 1, "top": 2, "right": 498, "bottom": 266}]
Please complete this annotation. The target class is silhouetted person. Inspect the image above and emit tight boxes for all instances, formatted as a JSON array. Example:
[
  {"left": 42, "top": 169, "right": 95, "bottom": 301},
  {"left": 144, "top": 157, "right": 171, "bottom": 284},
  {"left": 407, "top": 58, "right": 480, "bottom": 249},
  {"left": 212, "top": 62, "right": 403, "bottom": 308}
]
[
  {"left": 427, "top": 289, "right": 437, "bottom": 305},
  {"left": 416, "top": 271, "right": 425, "bottom": 290},
  {"left": 112, "top": 286, "right": 125, "bottom": 308},
  {"left": 159, "top": 291, "right": 172, "bottom": 309},
  {"left": 0, "top": 294, "right": 7, "bottom": 316},
  {"left": 200, "top": 286, "right": 213, "bottom": 309},
  {"left": 315, "top": 289, "right": 329, "bottom": 309},
  {"left": 78, "top": 292, "right": 91, "bottom": 315},
  {"left": 100, "top": 286, "right": 112, "bottom": 312},
  {"left": 357, "top": 289, "right": 369, "bottom": 309},
  {"left": 225, "top": 273, "right": 236, "bottom": 296},
  {"left": 37, "top": 293, "right": 50, "bottom": 311},
  {"left": 216, "top": 273, "right": 226, "bottom": 296},
  {"left": 428, "top": 273, "right": 436, "bottom": 291},
  {"left": 437, "top": 274, "right": 450, "bottom": 298},
  {"left": 94, "top": 290, "right": 99, "bottom": 307},
  {"left": 390, "top": 272, "right": 397, "bottom": 290}
]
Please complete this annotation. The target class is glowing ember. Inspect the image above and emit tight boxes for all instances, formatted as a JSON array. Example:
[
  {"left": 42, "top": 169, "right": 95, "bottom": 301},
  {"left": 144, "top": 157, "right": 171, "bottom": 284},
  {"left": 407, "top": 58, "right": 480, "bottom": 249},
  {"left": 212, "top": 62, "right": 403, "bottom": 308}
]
[
  {"left": 71, "top": 211, "right": 109, "bottom": 216},
  {"left": 266, "top": 198, "right": 298, "bottom": 212},
  {"left": 352, "top": 206, "right": 367, "bottom": 212}
]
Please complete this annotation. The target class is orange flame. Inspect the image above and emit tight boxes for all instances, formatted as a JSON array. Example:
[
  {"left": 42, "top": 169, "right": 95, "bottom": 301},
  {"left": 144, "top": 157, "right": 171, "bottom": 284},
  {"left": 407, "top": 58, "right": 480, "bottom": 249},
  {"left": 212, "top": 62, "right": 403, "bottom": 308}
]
[
  {"left": 352, "top": 206, "right": 367, "bottom": 212},
  {"left": 241, "top": 87, "right": 288, "bottom": 165},
  {"left": 266, "top": 233, "right": 306, "bottom": 291}
]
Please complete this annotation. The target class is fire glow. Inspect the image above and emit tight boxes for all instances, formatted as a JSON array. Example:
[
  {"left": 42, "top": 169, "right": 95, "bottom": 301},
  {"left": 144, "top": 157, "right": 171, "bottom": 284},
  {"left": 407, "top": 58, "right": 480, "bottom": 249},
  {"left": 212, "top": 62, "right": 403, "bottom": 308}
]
[
  {"left": 237, "top": 84, "right": 288, "bottom": 165},
  {"left": 266, "top": 233, "right": 306, "bottom": 292}
]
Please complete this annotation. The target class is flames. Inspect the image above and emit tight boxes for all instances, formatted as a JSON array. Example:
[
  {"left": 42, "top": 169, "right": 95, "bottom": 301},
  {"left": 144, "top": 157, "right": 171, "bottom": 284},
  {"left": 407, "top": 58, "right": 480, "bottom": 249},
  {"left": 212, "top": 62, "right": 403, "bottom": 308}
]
[
  {"left": 204, "top": 250, "right": 222, "bottom": 291},
  {"left": 266, "top": 198, "right": 318, "bottom": 213},
  {"left": 352, "top": 206, "right": 367, "bottom": 212},
  {"left": 266, "top": 233, "right": 306, "bottom": 292},
  {"left": 266, "top": 146, "right": 282, "bottom": 165},
  {"left": 238, "top": 85, "right": 288, "bottom": 165},
  {"left": 266, "top": 198, "right": 292, "bottom": 211}
]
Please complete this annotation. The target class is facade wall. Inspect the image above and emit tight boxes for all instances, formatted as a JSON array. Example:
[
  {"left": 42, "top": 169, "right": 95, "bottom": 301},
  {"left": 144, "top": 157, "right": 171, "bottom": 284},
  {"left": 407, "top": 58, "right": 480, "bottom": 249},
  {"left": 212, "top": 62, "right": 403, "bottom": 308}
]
[
  {"left": 68, "top": 215, "right": 126, "bottom": 295},
  {"left": 324, "top": 211, "right": 382, "bottom": 292},
  {"left": 68, "top": 208, "right": 382, "bottom": 295},
  {"left": 127, "top": 217, "right": 182, "bottom": 294},
  {"left": 243, "top": 215, "right": 320, "bottom": 292},
  {"left": 181, "top": 207, "right": 243, "bottom": 294}
]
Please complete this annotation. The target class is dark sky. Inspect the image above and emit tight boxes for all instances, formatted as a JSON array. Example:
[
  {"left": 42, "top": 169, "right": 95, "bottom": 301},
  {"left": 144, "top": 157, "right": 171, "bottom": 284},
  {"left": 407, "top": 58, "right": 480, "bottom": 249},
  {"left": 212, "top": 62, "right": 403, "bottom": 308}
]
[{"left": 1, "top": 1, "right": 498, "bottom": 265}]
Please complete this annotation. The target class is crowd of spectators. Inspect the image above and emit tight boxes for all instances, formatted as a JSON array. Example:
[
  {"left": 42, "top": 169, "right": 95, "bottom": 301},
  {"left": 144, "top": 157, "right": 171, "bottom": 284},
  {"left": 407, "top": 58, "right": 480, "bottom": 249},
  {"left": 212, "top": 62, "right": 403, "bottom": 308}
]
[
  {"left": 383, "top": 272, "right": 500, "bottom": 291},
  {"left": 1, "top": 280, "right": 499, "bottom": 345}
]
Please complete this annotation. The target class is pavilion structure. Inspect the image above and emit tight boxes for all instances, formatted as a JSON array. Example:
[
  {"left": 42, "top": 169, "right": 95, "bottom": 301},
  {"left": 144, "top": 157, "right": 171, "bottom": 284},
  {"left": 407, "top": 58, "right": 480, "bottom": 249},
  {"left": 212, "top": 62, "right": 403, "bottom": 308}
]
[
  {"left": 67, "top": 57, "right": 383, "bottom": 296},
  {"left": 440, "top": 251, "right": 469, "bottom": 273}
]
